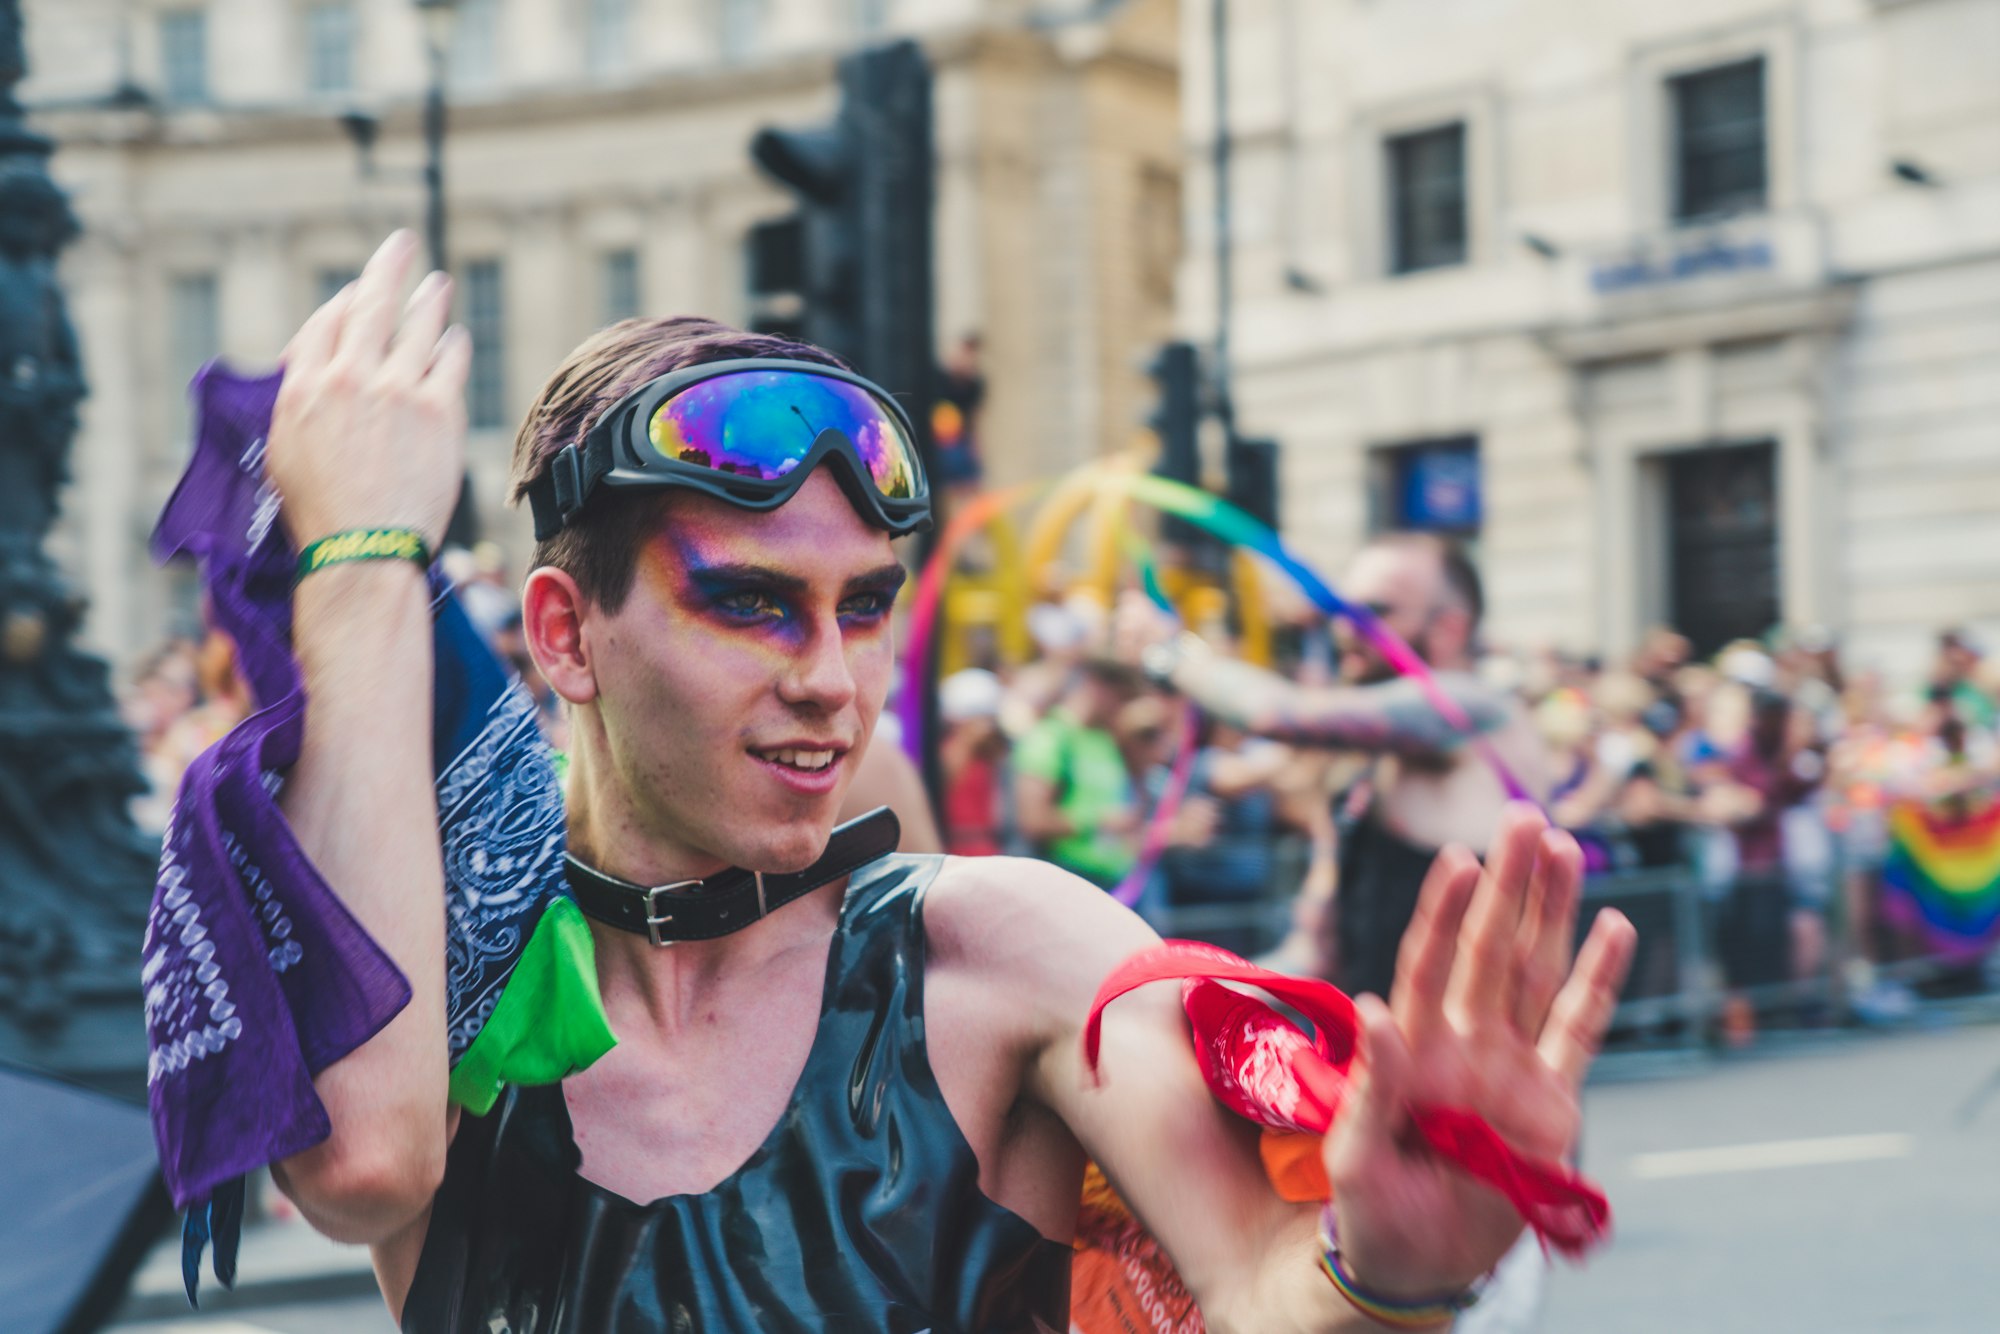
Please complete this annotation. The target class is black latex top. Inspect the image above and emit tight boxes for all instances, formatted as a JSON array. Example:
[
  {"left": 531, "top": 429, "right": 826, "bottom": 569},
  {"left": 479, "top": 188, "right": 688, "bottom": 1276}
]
[{"left": 401, "top": 854, "right": 1072, "bottom": 1333}]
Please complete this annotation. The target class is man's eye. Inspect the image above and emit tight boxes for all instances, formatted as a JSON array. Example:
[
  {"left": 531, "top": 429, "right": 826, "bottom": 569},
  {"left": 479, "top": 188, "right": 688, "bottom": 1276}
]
[
  {"left": 717, "top": 591, "right": 782, "bottom": 620},
  {"left": 840, "top": 592, "right": 892, "bottom": 620}
]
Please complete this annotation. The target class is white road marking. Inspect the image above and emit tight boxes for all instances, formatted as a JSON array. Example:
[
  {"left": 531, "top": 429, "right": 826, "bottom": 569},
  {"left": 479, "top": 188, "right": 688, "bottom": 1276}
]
[{"left": 1630, "top": 1132, "right": 1915, "bottom": 1180}]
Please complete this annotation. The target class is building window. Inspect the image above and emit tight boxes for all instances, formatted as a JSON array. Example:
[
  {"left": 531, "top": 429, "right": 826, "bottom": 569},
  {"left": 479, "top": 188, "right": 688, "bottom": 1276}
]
[
  {"left": 1666, "top": 441, "right": 1777, "bottom": 654},
  {"left": 1671, "top": 58, "right": 1767, "bottom": 222},
  {"left": 463, "top": 259, "right": 506, "bottom": 430},
  {"left": 600, "top": 248, "right": 641, "bottom": 326},
  {"left": 1368, "top": 437, "right": 1481, "bottom": 536},
  {"left": 305, "top": 3, "right": 356, "bottom": 96},
  {"left": 1386, "top": 123, "right": 1467, "bottom": 274},
  {"left": 717, "top": 0, "right": 762, "bottom": 62},
  {"left": 451, "top": 0, "right": 501, "bottom": 88},
  {"left": 159, "top": 9, "right": 210, "bottom": 105},
  {"left": 167, "top": 272, "right": 221, "bottom": 438},
  {"left": 585, "top": 0, "right": 630, "bottom": 75}
]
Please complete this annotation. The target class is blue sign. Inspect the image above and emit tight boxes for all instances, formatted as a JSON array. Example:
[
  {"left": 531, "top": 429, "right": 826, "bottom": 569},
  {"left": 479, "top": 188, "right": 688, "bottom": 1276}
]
[
  {"left": 1397, "top": 442, "right": 1481, "bottom": 532},
  {"left": 1591, "top": 235, "right": 1774, "bottom": 294}
]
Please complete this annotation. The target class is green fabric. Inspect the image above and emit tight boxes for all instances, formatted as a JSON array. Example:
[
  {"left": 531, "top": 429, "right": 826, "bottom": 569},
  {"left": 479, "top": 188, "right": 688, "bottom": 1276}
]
[
  {"left": 1952, "top": 680, "right": 1996, "bottom": 731},
  {"left": 1013, "top": 707, "right": 1137, "bottom": 884},
  {"left": 448, "top": 895, "right": 617, "bottom": 1116}
]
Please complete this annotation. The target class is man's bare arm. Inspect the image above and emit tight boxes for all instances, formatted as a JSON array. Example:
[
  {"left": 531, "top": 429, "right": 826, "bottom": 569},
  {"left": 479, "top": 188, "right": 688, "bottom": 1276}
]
[
  {"left": 936, "top": 858, "right": 1376, "bottom": 1333},
  {"left": 261, "top": 233, "right": 468, "bottom": 1247},
  {"left": 270, "top": 564, "right": 450, "bottom": 1241},
  {"left": 1156, "top": 641, "right": 1509, "bottom": 756},
  {"left": 964, "top": 807, "right": 1632, "bottom": 1332},
  {"left": 1012, "top": 772, "right": 1073, "bottom": 844}
]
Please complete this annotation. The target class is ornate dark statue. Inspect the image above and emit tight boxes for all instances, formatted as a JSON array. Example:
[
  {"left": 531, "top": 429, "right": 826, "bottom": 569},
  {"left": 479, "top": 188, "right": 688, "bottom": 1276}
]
[{"left": 0, "top": 0, "right": 154, "bottom": 1081}]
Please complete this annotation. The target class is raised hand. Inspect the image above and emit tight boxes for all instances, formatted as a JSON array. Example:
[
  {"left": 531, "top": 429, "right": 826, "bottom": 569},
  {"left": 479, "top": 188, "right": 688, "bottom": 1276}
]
[
  {"left": 267, "top": 230, "right": 470, "bottom": 553},
  {"left": 1319, "top": 804, "right": 1636, "bottom": 1299}
]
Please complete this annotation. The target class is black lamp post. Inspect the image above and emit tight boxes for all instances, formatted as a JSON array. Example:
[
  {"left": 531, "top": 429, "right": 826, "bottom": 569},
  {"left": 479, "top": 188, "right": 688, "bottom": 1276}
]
[
  {"left": 413, "top": 0, "right": 458, "bottom": 275},
  {"left": 341, "top": 0, "right": 457, "bottom": 275}
]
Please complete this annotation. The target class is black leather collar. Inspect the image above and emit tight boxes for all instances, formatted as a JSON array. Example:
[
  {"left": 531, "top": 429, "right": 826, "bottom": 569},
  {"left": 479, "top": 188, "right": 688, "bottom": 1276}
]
[{"left": 563, "top": 807, "right": 902, "bottom": 945}]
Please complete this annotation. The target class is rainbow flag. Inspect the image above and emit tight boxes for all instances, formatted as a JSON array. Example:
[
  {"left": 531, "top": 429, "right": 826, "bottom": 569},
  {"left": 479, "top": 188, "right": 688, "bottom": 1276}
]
[{"left": 1881, "top": 797, "right": 2000, "bottom": 960}]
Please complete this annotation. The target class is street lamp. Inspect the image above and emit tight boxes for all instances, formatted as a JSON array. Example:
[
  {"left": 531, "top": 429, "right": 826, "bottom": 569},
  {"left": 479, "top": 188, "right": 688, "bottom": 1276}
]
[{"left": 413, "top": 0, "right": 461, "bottom": 275}]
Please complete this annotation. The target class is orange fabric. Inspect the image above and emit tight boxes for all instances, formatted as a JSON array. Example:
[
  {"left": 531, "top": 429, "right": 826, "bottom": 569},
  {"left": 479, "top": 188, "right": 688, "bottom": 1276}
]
[
  {"left": 1259, "top": 1128, "right": 1331, "bottom": 1203},
  {"left": 1070, "top": 1163, "right": 1206, "bottom": 1334}
]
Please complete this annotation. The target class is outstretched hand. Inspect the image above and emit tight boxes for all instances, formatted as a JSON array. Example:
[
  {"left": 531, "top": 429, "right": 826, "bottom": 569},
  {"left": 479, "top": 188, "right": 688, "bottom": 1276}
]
[
  {"left": 1320, "top": 804, "right": 1636, "bottom": 1298},
  {"left": 267, "top": 230, "right": 470, "bottom": 553}
]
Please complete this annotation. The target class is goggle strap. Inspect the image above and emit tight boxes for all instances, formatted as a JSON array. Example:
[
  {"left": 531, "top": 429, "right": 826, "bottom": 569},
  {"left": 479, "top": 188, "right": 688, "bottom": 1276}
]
[{"left": 529, "top": 427, "right": 618, "bottom": 541}]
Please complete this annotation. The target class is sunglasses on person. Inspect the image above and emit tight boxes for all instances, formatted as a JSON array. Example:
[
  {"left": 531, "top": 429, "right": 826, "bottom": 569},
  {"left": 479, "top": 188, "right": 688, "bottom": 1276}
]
[{"left": 527, "top": 358, "right": 932, "bottom": 541}]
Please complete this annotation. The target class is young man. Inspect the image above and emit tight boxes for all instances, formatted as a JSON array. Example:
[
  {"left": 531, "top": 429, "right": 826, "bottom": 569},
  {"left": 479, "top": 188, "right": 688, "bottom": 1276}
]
[{"left": 267, "top": 232, "right": 1632, "bottom": 1332}]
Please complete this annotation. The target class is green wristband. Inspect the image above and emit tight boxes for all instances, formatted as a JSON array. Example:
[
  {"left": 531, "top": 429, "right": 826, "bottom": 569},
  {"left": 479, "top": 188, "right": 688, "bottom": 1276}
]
[{"left": 295, "top": 527, "right": 433, "bottom": 582}]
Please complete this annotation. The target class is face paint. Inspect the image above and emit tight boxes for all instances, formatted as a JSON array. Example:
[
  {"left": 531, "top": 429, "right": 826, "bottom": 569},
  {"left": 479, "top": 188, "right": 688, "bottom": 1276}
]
[{"left": 582, "top": 473, "right": 902, "bottom": 877}]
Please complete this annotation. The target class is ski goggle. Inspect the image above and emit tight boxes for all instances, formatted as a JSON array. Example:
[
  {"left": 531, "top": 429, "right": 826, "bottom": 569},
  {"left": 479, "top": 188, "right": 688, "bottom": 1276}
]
[{"left": 527, "top": 358, "right": 932, "bottom": 541}]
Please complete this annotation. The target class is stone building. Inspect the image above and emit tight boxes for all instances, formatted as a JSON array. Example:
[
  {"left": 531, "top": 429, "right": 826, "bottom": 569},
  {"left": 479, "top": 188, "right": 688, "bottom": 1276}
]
[
  {"left": 23, "top": 0, "right": 1180, "bottom": 667},
  {"left": 1183, "top": 0, "right": 2000, "bottom": 679}
]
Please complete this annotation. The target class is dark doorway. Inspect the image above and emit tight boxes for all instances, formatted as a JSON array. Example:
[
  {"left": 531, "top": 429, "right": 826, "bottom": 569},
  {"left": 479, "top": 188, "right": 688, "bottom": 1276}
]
[{"left": 1666, "top": 441, "right": 1779, "bottom": 655}]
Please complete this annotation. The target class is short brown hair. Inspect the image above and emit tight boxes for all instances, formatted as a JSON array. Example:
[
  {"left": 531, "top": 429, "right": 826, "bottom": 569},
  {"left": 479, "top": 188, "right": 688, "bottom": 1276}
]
[{"left": 507, "top": 317, "right": 846, "bottom": 612}]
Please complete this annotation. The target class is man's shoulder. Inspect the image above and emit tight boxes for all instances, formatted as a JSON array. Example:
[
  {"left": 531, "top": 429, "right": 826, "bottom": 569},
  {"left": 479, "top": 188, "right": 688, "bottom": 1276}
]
[{"left": 922, "top": 854, "right": 1153, "bottom": 981}]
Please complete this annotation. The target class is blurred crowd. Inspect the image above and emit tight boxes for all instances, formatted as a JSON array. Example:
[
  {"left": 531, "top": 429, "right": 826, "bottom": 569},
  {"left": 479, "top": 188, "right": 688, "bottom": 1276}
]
[
  {"left": 121, "top": 538, "right": 2000, "bottom": 1045},
  {"left": 920, "top": 600, "right": 2000, "bottom": 1041}
]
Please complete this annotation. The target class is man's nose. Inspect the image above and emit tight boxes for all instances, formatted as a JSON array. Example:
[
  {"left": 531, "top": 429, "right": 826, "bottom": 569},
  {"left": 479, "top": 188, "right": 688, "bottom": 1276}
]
[{"left": 781, "top": 617, "right": 859, "bottom": 711}]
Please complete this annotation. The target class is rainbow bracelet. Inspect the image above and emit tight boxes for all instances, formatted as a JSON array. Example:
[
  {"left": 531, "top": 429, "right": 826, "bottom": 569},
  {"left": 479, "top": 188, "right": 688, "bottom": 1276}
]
[{"left": 1315, "top": 1204, "right": 1485, "bottom": 1330}]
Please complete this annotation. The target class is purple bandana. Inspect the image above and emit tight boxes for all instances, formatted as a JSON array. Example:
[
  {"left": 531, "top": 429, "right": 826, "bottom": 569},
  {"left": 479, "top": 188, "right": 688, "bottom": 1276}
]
[
  {"left": 148, "top": 364, "right": 601, "bottom": 1305},
  {"left": 145, "top": 365, "right": 412, "bottom": 1291}
]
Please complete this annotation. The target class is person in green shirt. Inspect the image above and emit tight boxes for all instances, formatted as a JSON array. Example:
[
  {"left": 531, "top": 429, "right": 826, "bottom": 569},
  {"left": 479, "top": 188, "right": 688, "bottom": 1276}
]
[{"left": 1013, "top": 659, "right": 1143, "bottom": 887}]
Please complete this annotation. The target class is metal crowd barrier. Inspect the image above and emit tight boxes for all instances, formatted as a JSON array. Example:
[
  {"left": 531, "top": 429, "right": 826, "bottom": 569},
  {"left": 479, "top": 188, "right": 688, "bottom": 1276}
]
[
  {"left": 1579, "top": 866, "right": 1717, "bottom": 1051},
  {"left": 1115, "top": 828, "right": 1992, "bottom": 1046}
]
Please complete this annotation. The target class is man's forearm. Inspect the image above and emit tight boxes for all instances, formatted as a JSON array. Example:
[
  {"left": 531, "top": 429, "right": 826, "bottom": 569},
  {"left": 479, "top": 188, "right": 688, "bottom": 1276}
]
[
  {"left": 274, "top": 562, "right": 450, "bottom": 1242},
  {"left": 1168, "top": 651, "right": 1508, "bottom": 756},
  {"left": 1203, "top": 1210, "right": 1402, "bottom": 1334}
]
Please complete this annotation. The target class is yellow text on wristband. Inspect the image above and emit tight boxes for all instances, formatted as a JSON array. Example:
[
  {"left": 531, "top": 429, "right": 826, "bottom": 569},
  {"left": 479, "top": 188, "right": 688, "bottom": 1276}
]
[{"left": 295, "top": 527, "right": 433, "bottom": 582}]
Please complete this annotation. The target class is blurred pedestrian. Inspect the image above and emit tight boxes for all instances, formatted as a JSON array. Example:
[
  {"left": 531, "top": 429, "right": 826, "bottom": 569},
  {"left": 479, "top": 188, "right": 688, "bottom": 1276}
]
[
  {"left": 936, "top": 667, "right": 1009, "bottom": 857},
  {"left": 1012, "top": 658, "right": 1143, "bottom": 888}
]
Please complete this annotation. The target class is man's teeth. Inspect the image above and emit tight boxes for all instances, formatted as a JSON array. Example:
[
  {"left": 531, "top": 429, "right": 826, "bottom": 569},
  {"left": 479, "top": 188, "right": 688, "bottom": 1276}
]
[{"left": 765, "top": 749, "right": 835, "bottom": 771}]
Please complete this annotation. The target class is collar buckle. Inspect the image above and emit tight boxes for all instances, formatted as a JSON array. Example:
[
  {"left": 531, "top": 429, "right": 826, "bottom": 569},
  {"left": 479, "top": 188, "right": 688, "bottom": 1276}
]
[{"left": 643, "top": 879, "right": 702, "bottom": 947}]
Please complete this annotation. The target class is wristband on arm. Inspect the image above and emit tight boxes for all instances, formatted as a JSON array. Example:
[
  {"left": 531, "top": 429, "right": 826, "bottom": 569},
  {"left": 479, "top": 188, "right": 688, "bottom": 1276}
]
[
  {"left": 295, "top": 527, "right": 433, "bottom": 583},
  {"left": 1315, "top": 1203, "right": 1487, "bottom": 1329}
]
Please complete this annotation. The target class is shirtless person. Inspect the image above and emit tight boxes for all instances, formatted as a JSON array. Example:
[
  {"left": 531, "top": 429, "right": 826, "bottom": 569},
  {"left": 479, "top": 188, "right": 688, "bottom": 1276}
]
[
  {"left": 267, "top": 232, "right": 1630, "bottom": 1332},
  {"left": 1147, "top": 533, "right": 1550, "bottom": 1001}
]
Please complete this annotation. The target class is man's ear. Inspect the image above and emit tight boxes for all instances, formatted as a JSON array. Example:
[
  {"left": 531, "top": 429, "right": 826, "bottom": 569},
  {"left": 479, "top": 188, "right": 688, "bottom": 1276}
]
[{"left": 522, "top": 566, "right": 598, "bottom": 705}]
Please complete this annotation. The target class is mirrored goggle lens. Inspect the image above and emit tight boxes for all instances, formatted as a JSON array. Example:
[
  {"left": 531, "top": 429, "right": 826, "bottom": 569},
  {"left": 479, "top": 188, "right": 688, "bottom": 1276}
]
[{"left": 646, "top": 370, "right": 921, "bottom": 500}]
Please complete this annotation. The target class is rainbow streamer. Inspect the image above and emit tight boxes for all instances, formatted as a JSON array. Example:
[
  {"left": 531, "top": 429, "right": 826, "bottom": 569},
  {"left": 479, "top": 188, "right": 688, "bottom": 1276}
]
[
  {"left": 897, "top": 482, "right": 1043, "bottom": 760},
  {"left": 1113, "top": 475, "right": 1535, "bottom": 804},
  {"left": 1881, "top": 797, "right": 2000, "bottom": 960}
]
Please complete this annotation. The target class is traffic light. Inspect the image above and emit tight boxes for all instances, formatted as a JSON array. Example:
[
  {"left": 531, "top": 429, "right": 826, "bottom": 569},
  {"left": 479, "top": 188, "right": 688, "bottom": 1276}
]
[
  {"left": 1146, "top": 341, "right": 1200, "bottom": 488},
  {"left": 750, "top": 40, "right": 935, "bottom": 454},
  {"left": 1146, "top": 341, "right": 1204, "bottom": 548},
  {"left": 1226, "top": 434, "right": 1281, "bottom": 532}
]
